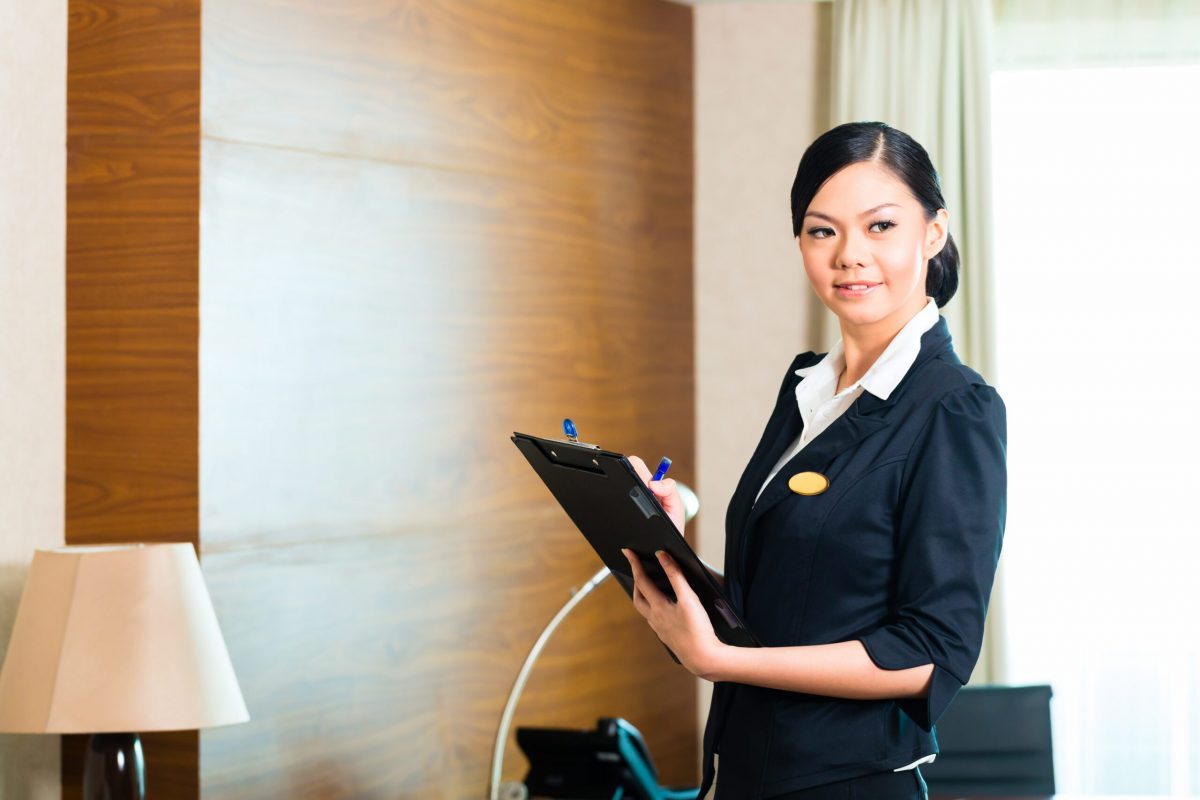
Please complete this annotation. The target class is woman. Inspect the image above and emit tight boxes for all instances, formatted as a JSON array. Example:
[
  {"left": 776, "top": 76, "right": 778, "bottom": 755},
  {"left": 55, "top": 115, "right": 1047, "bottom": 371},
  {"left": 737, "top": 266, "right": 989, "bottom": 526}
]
[{"left": 621, "top": 121, "right": 1007, "bottom": 799}]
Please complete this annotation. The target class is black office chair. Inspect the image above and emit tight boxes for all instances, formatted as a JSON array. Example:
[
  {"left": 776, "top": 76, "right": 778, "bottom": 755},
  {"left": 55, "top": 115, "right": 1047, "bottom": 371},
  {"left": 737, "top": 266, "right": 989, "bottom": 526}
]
[{"left": 920, "top": 684, "right": 1055, "bottom": 796}]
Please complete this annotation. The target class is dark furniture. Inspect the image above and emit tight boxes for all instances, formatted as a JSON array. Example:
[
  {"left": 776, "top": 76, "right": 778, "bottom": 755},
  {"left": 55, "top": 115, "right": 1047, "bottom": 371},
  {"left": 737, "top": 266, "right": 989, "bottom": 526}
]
[{"left": 921, "top": 684, "right": 1055, "bottom": 796}]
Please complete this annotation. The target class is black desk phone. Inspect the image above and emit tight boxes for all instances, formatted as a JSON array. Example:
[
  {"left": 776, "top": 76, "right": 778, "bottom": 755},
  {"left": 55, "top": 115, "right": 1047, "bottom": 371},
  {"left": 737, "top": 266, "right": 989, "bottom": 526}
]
[{"left": 516, "top": 717, "right": 699, "bottom": 800}]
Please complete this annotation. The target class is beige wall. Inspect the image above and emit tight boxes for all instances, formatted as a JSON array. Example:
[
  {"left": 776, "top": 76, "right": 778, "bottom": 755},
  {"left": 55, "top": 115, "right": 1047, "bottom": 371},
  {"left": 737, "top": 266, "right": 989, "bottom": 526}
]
[
  {"left": 0, "top": 0, "right": 66, "bottom": 797},
  {"left": 693, "top": 0, "right": 831, "bottom": 771}
]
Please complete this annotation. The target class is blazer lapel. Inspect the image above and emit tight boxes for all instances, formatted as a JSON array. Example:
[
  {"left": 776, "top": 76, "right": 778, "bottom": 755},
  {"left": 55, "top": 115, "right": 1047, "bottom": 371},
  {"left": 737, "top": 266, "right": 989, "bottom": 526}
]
[
  {"left": 728, "top": 315, "right": 954, "bottom": 607},
  {"left": 742, "top": 394, "right": 890, "bottom": 532},
  {"left": 723, "top": 353, "right": 818, "bottom": 571}
]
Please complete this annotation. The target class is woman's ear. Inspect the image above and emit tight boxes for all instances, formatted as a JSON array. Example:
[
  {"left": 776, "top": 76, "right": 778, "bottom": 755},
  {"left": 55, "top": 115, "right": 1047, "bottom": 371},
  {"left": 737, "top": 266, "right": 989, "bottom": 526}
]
[{"left": 924, "top": 208, "right": 949, "bottom": 260}]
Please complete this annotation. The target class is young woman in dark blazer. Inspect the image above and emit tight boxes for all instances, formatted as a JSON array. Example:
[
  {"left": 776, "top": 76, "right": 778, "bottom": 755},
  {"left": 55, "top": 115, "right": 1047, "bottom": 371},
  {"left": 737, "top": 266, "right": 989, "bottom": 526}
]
[{"left": 622, "top": 121, "right": 1007, "bottom": 799}]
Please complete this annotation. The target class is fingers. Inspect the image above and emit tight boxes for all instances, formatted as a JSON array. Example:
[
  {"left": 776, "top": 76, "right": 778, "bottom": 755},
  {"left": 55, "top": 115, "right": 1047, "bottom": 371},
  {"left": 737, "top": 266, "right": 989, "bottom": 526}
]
[
  {"left": 621, "top": 547, "right": 661, "bottom": 614},
  {"left": 631, "top": 585, "right": 648, "bottom": 615},
  {"left": 627, "top": 455, "right": 652, "bottom": 484},
  {"left": 648, "top": 476, "right": 677, "bottom": 498},
  {"left": 629, "top": 458, "right": 683, "bottom": 529},
  {"left": 620, "top": 549, "right": 645, "bottom": 614},
  {"left": 654, "top": 550, "right": 692, "bottom": 607}
]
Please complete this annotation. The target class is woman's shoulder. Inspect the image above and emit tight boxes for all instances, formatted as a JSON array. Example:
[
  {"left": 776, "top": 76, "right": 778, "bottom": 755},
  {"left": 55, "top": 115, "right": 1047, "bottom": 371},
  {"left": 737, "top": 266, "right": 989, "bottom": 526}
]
[
  {"left": 886, "top": 353, "right": 1006, "bottom": 441},
  {"left": 909, "top": 357, "right": 1007, "bottom": 441},
  {"left": 922, "top": 350, "right": 1004, "bottom": 403}
]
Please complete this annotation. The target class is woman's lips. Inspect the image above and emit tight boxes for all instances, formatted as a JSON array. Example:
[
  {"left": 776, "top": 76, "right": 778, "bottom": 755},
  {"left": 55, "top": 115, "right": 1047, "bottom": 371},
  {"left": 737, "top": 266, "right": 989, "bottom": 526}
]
[{"left": 835, "top": 282, "right": 880, "bottom": 298}]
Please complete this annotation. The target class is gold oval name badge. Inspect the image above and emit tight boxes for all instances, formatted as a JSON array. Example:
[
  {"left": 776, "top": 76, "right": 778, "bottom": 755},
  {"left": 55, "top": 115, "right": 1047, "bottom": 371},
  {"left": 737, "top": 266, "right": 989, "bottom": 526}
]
[{"left": 788, "top": 471, "right": 829, "bottom": 496}]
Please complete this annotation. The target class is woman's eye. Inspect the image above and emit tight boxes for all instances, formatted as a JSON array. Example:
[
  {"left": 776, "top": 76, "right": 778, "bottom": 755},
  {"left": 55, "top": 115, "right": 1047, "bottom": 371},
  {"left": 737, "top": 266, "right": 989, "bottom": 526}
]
[
  {"left": 870, "top": 219, "right": 896, "bottom": 233},
  {"left": 806, "top": 227, "right": 833, "bottom": 239}
]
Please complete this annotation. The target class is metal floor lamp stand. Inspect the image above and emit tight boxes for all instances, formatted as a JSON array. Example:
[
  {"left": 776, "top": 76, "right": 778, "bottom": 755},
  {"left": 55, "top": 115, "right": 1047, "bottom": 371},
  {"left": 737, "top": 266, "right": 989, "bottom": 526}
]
[
  {"left": 488, "top": 563, "right": 613, "bottom": 800},
  {"left": 487, "top": 483, "right": 703, "bottom": 800}
]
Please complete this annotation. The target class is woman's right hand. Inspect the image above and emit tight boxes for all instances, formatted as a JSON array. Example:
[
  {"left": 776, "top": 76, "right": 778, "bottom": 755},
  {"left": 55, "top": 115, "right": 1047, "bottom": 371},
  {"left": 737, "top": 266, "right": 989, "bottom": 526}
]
[
  {"left": 627, "top": 454, "right": 686, "bottom": 535},
  {"left": 627, "top": 456, "right": 727, "bottom": 589}
]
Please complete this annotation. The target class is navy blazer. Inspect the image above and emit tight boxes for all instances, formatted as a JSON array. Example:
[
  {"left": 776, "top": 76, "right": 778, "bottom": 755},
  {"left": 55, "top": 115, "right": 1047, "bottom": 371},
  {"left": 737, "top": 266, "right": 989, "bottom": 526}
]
[{"left": 697, "top": 314, "right": 1007, "bottom": 799}]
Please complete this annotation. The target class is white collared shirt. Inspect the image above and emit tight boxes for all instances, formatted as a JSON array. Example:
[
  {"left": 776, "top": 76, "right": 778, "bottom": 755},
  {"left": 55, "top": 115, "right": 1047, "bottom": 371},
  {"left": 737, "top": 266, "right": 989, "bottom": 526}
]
[{"left": 752, "top": 295, "right": 941, "bottom": 773}]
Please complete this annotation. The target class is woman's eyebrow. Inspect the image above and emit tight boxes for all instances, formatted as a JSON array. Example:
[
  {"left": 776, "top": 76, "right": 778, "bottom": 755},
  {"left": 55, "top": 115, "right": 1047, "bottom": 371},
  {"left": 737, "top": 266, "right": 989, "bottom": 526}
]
[{"left": 804, "top": 202, "right": 901, "bottom": 222}]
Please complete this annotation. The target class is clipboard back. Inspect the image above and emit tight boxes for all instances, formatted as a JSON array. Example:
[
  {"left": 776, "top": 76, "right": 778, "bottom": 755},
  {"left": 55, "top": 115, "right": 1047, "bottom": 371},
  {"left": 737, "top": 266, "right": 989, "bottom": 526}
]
[{"left": 511, "top": 431, "right": 760, "bottom": 651}]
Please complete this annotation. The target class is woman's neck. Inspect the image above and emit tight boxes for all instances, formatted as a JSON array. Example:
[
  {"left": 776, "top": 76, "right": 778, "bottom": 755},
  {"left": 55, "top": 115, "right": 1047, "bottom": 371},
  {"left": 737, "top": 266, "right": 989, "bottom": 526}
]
[{"left": 836, "top": 296, "right": 930, "bottom": 389}]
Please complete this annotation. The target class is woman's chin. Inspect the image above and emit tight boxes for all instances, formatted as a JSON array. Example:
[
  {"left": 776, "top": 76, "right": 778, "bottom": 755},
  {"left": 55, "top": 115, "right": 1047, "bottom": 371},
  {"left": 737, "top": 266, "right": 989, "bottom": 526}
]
[
  {"left": 828, "top": 297, "right": 895, "bottom": 327},
  {"left": 828, "top": 291, "right": 881, "bottom": 312}
]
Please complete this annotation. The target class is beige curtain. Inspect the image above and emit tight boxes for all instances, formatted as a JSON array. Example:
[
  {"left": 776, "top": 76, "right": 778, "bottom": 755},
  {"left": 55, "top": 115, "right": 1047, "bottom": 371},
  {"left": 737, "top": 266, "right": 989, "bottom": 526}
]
[{"left": 823, "top": 0, "right": 1007, "bottom": 685}]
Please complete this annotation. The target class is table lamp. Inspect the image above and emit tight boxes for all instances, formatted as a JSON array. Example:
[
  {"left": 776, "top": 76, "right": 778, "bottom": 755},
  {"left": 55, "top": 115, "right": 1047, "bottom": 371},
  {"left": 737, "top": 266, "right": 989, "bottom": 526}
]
[{"left": 0, "top": 542, "right": 249, "bottom": 799}]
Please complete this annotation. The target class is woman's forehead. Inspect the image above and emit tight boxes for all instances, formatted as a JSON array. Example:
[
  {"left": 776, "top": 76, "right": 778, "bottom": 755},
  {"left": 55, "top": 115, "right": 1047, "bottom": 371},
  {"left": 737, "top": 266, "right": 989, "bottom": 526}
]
[{"left": 809, "top": 164, "right": 918, "bottom": 217}]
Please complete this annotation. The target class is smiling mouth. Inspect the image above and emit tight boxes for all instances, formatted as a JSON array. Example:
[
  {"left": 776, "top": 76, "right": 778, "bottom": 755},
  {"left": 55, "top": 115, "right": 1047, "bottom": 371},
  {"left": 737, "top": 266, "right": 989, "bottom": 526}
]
[{"left": 835, "top": 282, "right": 880, "bottom": 289}]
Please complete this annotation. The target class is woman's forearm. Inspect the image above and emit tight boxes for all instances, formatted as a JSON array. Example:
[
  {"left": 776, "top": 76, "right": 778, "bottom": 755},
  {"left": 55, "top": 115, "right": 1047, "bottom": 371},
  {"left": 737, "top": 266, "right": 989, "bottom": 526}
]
[{"left": 702, "top": 639, "right": 933, "bottom": 700}]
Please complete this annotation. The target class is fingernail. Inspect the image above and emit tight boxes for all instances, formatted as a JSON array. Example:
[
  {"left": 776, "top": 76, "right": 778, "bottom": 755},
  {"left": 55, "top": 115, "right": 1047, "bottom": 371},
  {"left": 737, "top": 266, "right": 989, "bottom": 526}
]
[{"left": 655, "top": 550, "right": 665, "bottom": 560}]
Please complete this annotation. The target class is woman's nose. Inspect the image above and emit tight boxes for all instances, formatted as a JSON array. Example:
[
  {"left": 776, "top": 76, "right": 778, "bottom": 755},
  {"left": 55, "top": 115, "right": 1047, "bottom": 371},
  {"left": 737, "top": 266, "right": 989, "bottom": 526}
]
[{"left": 835, "top": 230, "right": 870, "bottom": 269}]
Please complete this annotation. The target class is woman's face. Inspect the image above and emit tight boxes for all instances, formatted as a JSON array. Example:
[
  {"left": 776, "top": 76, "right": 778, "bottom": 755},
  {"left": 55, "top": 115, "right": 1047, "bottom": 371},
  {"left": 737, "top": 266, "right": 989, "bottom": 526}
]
[{"left": 797, "top": 161, "right": 948, "bottom": 332}]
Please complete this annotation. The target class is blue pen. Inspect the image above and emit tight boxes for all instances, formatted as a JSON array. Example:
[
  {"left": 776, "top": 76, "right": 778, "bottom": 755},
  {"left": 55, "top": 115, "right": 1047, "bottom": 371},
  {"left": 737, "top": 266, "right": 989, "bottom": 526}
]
[{"left": 652, "top": 456, "right": 672, "bottom": 483}]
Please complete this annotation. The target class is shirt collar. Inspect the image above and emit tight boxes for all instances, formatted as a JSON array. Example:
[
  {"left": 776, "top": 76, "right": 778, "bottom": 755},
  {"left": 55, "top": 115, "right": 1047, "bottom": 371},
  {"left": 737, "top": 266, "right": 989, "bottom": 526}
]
[{"left": 794, "top": 296, "right": 940, "bottom": 401}]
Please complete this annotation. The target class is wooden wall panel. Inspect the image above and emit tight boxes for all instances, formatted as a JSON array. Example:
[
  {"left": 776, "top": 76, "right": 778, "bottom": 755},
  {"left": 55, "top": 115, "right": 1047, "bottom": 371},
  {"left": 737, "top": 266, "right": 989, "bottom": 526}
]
[
  {"left": 202, "top": 0, "right": 691, "bottom": 182},
  {"left": 201, "top": 521, "right": 696, "bottom": 798},
  {"left": 66, "top": 0, "right": 201, "bottom": 797},
  {"left": 199, "top": 0, "right": 694, "bottom": 797},
  {"left": 197, "top": 141, "right": 692, "bottom": 542}
]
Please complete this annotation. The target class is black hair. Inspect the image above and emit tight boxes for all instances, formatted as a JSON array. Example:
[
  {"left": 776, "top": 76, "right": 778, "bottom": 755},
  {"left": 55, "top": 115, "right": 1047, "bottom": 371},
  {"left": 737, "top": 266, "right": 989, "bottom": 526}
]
[{"left": 789, "top": 121, "right": 959, "bottom": 308}]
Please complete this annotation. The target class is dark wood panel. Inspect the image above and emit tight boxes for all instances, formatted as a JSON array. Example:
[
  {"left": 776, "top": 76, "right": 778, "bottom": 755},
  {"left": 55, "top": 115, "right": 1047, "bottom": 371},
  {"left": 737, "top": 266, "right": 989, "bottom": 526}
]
[
  {"left": 67, "top": 0, "right": 201, "bottom": 543},
  {"left": 66, "top": 0, "right": 201, "bottom": 796}
]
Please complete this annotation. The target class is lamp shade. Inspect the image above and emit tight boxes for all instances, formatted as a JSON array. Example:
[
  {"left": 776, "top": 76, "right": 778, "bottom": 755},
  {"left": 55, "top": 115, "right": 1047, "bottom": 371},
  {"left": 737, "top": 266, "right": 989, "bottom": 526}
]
[{"left": 0, "top": 543, "right": 249, "bottom": 733}]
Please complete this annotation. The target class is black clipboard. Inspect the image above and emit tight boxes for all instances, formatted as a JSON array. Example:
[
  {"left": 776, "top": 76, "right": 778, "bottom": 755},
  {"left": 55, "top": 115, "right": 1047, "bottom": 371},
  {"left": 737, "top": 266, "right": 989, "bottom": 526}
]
[{"left": 511, "top": 431, "right": 762, "bottom": 664}]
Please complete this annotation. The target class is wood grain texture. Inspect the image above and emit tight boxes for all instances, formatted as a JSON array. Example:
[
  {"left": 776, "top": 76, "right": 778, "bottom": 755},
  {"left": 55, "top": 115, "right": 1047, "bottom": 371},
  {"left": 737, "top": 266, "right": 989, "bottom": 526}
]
[
  {"left": 202, "top": 0, "right": 692, "bottom": 181},
  {"left": 198, "top": 0, "right": 694, "bottom": 797},
  {"left": 201, "top": 522, "right": 700, "bottom": 798},
  {"left": 66, "top": 0, "right": 201, "bottom": 796},
  {"left": 67, "top": 0, "right": 200, "bottom": 543},
  {"left": 198, "top": 140, "right": 692, "bottom": 544}
]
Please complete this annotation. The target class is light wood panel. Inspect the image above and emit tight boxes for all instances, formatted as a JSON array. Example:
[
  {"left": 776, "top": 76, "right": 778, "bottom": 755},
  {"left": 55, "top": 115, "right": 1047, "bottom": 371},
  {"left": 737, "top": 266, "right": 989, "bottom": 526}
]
[
  {"left": 199, "top": 0, "right": 695, "bottom": 797},
  {"left": 201, "top": 522, "right": 697, "bottom": 797},
  {"left": 66, "top": 0, "right": 202, "bottom": 796},
  {"left": 202, "top": 0, "right": 691, "bottom": 182},
  {"left": 198, "top": 140, "right": 691, "bottom": 544}
]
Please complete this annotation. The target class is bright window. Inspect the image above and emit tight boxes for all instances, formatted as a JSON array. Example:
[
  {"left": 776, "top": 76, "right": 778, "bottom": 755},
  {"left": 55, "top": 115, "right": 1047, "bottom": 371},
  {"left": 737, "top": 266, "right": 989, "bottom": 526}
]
[{"left": 992, "top": 63, "right": 1200, "bottom": 795}]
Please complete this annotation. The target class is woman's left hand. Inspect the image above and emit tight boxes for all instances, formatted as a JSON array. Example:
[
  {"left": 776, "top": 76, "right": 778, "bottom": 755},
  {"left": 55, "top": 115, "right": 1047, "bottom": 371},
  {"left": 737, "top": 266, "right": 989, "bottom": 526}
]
[{"left": 621, "top": 547, "right": 725, "bottom": 680}]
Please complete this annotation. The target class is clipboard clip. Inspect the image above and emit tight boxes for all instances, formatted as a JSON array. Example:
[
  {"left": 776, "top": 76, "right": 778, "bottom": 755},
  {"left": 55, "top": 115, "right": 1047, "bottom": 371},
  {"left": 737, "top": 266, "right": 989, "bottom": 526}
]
[
  {"left": 550, "top": 438, "right": 600, "bottom": 450},
  {"left": 556, "top": 417, "right": 600, "bottom": 449}
]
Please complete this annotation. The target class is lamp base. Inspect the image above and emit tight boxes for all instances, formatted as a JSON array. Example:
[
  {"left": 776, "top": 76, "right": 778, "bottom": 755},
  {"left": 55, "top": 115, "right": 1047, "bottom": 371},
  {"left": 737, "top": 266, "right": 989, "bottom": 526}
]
[{"left": 84, "top": 732, "right": 145, "bottom": 800}]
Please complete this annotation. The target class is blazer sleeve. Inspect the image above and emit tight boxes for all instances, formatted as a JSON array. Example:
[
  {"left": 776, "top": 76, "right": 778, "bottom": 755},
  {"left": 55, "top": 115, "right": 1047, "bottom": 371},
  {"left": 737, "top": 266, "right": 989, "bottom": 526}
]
[{"left": 856, "top": 381, "right": 1008, "bottom": 732}]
